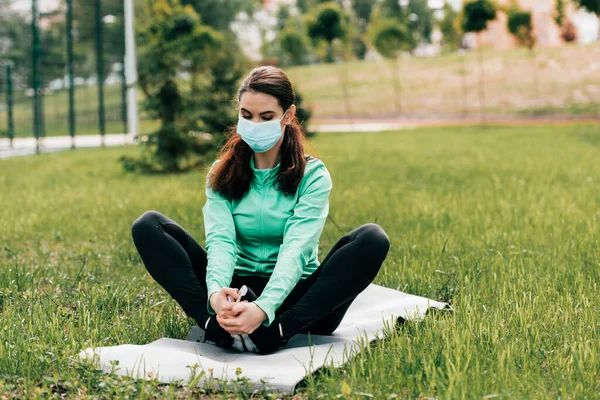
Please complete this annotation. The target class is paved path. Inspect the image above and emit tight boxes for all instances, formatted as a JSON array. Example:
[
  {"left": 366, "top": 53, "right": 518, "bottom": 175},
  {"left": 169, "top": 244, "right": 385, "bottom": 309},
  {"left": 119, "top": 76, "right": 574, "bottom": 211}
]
[
  {"left": 0, "top": 121, "right": 417, "bottom": 160},
  {"left": 0, "top": 134, "right": 136, "bottom": 160}
]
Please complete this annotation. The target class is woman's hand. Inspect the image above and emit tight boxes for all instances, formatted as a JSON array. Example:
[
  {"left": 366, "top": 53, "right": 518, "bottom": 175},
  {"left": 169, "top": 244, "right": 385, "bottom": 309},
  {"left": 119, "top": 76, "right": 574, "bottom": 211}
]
[
  {"left": 209, "top": 288, "right": 240, "bottom": 318},
  {"left": 217, "top": 302, "right": 267, "bottom": 335}
]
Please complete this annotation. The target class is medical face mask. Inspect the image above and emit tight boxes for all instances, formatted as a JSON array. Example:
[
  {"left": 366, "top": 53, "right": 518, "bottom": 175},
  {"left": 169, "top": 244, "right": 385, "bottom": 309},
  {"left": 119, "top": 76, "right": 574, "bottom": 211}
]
[{"left": 236, "top": 110, "right": 288, "bottom": 153}]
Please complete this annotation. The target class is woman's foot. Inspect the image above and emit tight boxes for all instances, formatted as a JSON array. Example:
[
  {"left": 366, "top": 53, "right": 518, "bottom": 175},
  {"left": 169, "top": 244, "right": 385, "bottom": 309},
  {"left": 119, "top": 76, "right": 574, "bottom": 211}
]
[
  {"left": 204, "top": 316, "right": 234, "bottom": 349},
  {"left": 248, "top": 320, "right": 288, "bottom": 354}
]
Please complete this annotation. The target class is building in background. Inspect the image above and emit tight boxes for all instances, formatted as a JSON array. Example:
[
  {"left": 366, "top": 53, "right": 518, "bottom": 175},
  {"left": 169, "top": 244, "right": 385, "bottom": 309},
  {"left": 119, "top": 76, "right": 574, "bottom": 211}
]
[{"left": 463, "top": 0, "right": 598, "bottom": 48}]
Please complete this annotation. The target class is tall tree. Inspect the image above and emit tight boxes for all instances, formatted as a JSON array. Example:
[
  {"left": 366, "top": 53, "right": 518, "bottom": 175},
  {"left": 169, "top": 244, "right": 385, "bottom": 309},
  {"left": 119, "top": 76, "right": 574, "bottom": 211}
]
[
  {"left": 460, "top": 0, "right": 496, "bottom": 121},
  {"left": 507, "top": 5, "right": 540, "bottom": 107},
  {"left": 438, "top": 2, "right": 461, "bottom": 51},
  {"left": 306, "top": 2, "right": 349, "bottom": 63},
  {"left": 121, "top": 0, "right": 222, "bottom": 173},
  {"left": 370, "top": 18, "right": 409, "bottom": 114},
  {"left": 407, "top": 0, "right": 435, "bottom": 46},
  {"left": 351, "top": 0, "right": 376, "bottom": 28}
]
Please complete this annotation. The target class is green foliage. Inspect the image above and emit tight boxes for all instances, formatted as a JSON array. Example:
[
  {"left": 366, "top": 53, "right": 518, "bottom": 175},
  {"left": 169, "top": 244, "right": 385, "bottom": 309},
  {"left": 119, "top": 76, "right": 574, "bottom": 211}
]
[
  {"left": 438, "top": 3, "right": 461, "bottom": 51},
  {"left": 572, "top": 0, "right": 599, "bottom": 14},
  {"left": 554, "top": 0, "right": 566, "bottom": 26},
  {"left": 351, "top": 34, "right": 369, "bottom": 60},
  {"left": 180, "top": 0, "right": 260, "bottom": 31},
  {"left": 295, "top": 91, "right": 314, "bottom": 137},
  {"left": 370, "top": 19, "right": 409, "bottom": 58},
  {"left": 306, "top": 2, "right": 349, "bottom": 62},
  {"left": 192, "top": 33, "right": 249, "bottom": 136},
  {"left": 122, "top": 0, "right": 222, "bottom": 173},
  {"left": 351, "top": 0, "right": 376, "bottom": 28},
  {"left": 461, "top": 0, "right": 497, "bottom": 33},
  {"left": 407, "top": 0, "right": 435, "bottom": 45},
  {"left": 280, "top": 29, "right": 310, "bottom": 66},
  {"left": 507, "top": 6, "right": 535, "bottom": 49},
  {"left": 378, "top": 0, "right": 407, "bottom": 22}
]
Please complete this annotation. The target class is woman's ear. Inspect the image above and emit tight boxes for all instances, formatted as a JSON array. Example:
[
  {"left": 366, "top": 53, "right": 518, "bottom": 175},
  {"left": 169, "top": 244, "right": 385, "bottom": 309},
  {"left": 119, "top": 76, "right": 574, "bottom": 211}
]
[{"left": 285, "top": 104, "right": 297, "bottom": 125}]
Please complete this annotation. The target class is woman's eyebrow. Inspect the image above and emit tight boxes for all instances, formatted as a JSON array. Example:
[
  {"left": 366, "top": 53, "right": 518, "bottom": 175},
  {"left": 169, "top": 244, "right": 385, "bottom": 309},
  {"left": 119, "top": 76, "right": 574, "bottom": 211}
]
[{"left": 240, "top": 108, "right": 275, "bottom": 115}]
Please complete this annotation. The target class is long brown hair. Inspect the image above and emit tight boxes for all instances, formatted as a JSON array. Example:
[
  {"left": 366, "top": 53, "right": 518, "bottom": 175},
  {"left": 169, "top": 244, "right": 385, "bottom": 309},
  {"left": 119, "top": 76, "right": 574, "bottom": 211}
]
[{"left": 208, "top": 66, "right": 309, "bottom": 201}]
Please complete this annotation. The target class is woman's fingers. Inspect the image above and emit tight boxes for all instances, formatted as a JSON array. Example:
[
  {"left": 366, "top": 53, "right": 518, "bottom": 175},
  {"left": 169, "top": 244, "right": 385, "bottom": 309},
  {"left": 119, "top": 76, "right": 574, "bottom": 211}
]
[
  {"left": 231, "top": 302, "right": 249, "bottom": 315},
  {"left": 220, "top": 287, "right": 239, "bottom": 301}
]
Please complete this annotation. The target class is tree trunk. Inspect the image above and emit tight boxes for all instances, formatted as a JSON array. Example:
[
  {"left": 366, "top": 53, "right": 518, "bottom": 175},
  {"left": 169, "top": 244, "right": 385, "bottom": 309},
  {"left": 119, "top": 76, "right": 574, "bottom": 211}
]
[
  {"left": 529, "top": 48, "right": 541, "bottom": 112},
  {"left": 477, "top": 34, "right": 486, "bottom": 124},
  {"left": 338, "top": 59, "right": 352, "bottom": 122},
  {"left": 392, "top": 56, "right": 402, "bottom": 115},
  {"left": 460, "top": 49, "right": 468, "bottom": 116}
]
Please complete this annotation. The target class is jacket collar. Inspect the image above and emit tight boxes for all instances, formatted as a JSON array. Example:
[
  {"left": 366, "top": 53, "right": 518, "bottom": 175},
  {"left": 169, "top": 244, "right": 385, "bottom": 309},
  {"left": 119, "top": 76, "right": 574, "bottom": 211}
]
[{"left": 250, "top": 155, "right": 280, "bottom": 185}]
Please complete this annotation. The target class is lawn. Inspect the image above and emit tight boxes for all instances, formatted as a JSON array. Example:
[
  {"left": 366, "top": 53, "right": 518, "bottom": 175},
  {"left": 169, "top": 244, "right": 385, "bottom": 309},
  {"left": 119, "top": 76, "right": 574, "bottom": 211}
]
[
  {"left": 1, "top": 124, "right": 599, "bottom": 398},
  {"left": 2, "top": 42, "right": 599, "bottom": 139}
]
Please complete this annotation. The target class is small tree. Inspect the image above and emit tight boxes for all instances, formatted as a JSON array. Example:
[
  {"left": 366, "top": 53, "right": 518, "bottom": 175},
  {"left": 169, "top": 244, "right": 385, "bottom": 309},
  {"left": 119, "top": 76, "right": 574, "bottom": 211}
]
[
  {"left": 460, "top": 0, "right": 496, "bottom": 121},
  {"left": 280, "top": 29, "right": 309, "bottom": 66},
  {"left": 306, "top": 2, "right": 348, "bottom": 63},
  {"left": 306, "top": 2, "right": 352, "bottom": 118},
  {"left": 554, "top": 0, "right": 566, "bottom": 27},
  {"left": 507, "top": 6, "right": 540, "bottom": 108},
  {"left": 370, "top": 18, "right": 409, "bottom": 114},
  {"left": 507, "top": 6, "right": 535, "bottom": 49},
  {"left": 438, "top": 2, "right": 461, "bottom": 51},
  {"left": 121, "top": 0, "right": 221, "bottom": 173}
]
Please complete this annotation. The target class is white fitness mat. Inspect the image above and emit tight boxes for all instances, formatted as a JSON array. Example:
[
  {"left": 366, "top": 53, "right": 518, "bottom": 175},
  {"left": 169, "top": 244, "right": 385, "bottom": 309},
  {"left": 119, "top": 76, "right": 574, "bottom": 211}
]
[{"left": 79, "top": 284, "right": 450, "bottom": 393}]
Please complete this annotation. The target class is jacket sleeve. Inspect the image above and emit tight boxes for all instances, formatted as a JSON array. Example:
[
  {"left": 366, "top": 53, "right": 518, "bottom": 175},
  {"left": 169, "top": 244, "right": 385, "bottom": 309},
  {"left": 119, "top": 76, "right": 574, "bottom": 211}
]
[
  {"left": 253, "top": 161, "right": 332, "bottom": 325},
  {"left": 202, "top": 161, "right": 237, "bottom": 315}
]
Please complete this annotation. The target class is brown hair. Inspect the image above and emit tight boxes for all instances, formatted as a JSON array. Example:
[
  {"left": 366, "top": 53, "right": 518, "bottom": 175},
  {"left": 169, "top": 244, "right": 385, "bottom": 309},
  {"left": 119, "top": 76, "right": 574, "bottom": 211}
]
[{"left": 208, "top": 66, "right": 309, "bottom": 200}]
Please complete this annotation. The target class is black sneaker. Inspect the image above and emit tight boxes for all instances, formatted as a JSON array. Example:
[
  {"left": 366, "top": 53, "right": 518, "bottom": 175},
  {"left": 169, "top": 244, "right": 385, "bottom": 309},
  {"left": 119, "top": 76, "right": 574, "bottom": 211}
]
[
  {"left": 203, "top": 316, "right": 234, "bottom": 349},
  {"left": 229, "top": 285, "right": 258, "bottom": 352},
  {"left": 247, "top": 319, "right": 288, "bottom": 354}
]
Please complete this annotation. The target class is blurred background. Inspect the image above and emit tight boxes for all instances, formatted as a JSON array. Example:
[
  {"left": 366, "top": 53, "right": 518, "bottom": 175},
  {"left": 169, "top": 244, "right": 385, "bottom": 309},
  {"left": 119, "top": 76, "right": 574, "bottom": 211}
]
[{"left": 0, "top": 0, "right": 598, "bottom": 144}]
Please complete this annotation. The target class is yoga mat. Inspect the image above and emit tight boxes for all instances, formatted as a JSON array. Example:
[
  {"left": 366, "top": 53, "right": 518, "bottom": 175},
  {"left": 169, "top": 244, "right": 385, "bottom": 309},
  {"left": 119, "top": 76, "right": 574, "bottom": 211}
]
[{"left": 79, "top": 284, "right": 450, "bottom": 393}]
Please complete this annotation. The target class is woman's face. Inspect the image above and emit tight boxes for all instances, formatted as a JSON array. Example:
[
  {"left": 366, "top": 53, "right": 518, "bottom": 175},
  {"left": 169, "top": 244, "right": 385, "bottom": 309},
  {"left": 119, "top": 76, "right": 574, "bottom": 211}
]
[{"left": 239, "top": 91, "right": 294, "bottom": 128}]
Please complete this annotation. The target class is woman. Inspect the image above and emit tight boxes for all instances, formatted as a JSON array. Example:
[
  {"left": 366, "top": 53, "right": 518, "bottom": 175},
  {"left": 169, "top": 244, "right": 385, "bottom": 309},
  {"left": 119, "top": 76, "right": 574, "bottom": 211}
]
[{"left": 131, "top": 66, "right": 390, "bottom": 354}]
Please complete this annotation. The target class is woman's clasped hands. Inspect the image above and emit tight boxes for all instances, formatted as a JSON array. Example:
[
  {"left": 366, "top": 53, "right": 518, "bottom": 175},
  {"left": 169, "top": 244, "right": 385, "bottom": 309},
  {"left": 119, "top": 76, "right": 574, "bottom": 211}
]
[{"left": 209, "top": 287, "right": 267, "bottom": 335}]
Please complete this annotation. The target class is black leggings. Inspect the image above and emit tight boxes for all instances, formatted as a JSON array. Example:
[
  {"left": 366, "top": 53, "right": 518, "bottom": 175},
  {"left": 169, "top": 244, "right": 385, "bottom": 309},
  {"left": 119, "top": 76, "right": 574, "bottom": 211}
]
[{"left": 131, "top": 210, "right": 390, "bottom": 338}]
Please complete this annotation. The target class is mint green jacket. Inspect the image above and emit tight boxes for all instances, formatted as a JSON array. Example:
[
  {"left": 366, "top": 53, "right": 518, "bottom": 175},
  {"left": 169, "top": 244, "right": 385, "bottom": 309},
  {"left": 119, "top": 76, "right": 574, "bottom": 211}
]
[{"left": 203, "top": 156, "right": 332, "bottom": 325}]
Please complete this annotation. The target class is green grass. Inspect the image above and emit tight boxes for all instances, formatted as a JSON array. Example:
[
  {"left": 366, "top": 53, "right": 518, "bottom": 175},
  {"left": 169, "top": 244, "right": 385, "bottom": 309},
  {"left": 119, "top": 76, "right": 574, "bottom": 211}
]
[{"left": 1, "top": 124, "right": 600, "bottom": 398}]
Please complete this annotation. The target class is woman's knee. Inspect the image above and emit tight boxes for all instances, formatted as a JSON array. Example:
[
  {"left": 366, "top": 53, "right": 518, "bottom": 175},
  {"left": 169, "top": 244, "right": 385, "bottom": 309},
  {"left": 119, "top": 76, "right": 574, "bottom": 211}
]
[
  {"left": 357, "top": 223, "right": 390, "bottom": 255},
  {"left": 131, "top": 210, "right": 164, "bottom": 239}
]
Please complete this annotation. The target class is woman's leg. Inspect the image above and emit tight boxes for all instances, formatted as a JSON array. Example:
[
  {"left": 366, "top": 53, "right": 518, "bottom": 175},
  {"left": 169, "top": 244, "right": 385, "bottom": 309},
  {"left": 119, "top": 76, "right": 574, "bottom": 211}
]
[
  {"left": 131, "top": 210, "right": 211, "bottom": 327},
  {"left": 249, "top": 223, "right": 390, "bottom": 352},
  {"left": 278, "top": 223, "right": 390, "bottom": 337}
]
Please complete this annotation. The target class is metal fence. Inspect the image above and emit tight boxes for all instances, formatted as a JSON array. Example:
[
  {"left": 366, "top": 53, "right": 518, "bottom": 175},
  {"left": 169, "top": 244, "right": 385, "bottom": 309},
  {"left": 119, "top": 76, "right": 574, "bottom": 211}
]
[{"left": 0, "top": 0, "right": 132, "bottom": 151}]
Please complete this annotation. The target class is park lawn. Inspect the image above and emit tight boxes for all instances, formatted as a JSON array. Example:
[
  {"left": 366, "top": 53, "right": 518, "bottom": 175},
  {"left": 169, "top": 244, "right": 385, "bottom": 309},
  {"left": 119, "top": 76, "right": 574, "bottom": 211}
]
[
  {"left": 3, "top": 42, "right": 600, "bottom": 139},
  {"left": 0, "top": 124, "right": 599, "bottom": 398}
]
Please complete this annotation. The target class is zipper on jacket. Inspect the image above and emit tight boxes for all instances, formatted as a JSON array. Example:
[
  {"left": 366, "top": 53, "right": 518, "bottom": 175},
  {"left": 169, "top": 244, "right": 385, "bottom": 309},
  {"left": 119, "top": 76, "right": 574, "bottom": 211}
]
[{"left": 258, "top": 177, "right": 267, "bottom": 273}]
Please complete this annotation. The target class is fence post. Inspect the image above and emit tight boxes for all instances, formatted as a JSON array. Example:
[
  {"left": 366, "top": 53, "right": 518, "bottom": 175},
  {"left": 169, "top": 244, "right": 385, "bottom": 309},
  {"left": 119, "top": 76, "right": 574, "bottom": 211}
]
[
  {"left": 5, "top": 64, "right": 15, "bottom": 148},
  {"left": 121, "top": 55, "right": 128, "bottom": 138},
  {"left": 124, "top": 0, "right": 139, "bottom": 141},
  {"left": 95, "top": 0, "right": 106, "bottom": 146},
  {"left": 67, "top": 0, "right": 76, "bottom": 148},
  {"left": 32, "top": 0, "right": 41, "bottom": 153}
]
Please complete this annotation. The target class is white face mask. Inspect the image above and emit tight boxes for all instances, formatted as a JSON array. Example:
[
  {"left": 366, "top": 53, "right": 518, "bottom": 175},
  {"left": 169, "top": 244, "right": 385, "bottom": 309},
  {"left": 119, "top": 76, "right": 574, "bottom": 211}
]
[{"left": 236, "top": 109, "right": 289, "bottom": 153}]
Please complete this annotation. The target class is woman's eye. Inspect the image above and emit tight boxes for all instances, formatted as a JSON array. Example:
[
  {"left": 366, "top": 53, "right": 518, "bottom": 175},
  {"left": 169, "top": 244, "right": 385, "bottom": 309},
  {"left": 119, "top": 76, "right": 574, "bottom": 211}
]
[
  {"left": 242, "top": 115, "right": 252, "bottom": 119},
  {"left": 262, "top": 117, "right": 273, "bottom": 121}
]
